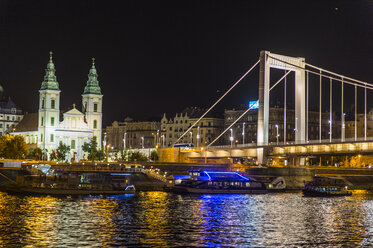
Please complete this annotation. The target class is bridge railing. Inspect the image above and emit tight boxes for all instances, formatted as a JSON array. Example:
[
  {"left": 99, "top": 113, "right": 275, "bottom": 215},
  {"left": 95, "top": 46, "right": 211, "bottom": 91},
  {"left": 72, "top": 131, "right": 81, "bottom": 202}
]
[{"left": 207, "top": 136, "right": 373, "bottom": 150}]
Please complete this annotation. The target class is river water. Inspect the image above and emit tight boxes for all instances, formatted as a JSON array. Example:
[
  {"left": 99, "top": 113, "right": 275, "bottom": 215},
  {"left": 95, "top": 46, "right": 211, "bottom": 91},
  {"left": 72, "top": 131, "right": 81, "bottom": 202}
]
[{"left": 0, "top": 191, "right": 372, "bottom": 247}]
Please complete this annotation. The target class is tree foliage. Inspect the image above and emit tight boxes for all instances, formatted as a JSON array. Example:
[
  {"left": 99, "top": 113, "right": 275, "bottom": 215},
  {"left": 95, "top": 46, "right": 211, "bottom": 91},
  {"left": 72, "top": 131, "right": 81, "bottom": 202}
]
[
  {"left": 150, "top": 149, "right": 158, "bottom": 161},
  {"left": 49, "top": 149, "right": 57, "bottom": 161},
  {"left": 0, "top": 135, "right": 29, "bottom": 159},
  {"left": 82, "top": 138, "right": 105, "bottom": 162},
  {"left": 127, "top": 151, "right": 148, "bottom": 162},
  {"left": 28, "top": 147, "right": 43, "bottom": 160},
  {"left": 118, "top": 149, "right": 129, "bottom": 162},
  {"left": 56, "top": 141, "right": 71, "bottom": 162}
]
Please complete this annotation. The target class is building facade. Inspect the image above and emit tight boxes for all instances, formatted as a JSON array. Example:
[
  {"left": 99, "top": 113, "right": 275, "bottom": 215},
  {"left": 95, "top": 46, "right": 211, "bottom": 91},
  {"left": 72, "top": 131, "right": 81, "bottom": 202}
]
[
  {"left": 106, "top": 117, "right": 160, "bottom": 149},
  {"left": 0, "top": 86, "right": 23, "bottom": 135},
  {"left": 161, "top": 107, "right": 224, "bottom": 147},
  {"left": 15, "top": 53, "right": 103, "bottom": 161},
  {"left": 224, "top": 106, "right": 335, "bottom": 145}
]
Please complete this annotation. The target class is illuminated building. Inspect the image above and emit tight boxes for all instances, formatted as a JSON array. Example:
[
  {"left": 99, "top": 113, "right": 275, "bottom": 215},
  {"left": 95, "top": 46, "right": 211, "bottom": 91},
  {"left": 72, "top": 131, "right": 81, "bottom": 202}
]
[
  {"left": 15, "top": 53, "right": 103, "bottom": 160},
  {"left": 224, "top": 104, "right": 335, "bottom": 145},
  {"left": 161, "top": 107, "right": 224, "bottom": 147},
  {"left": 0, "top": 86, "right": 23, "bottom": 135},
  {"left": 106, "top": 117, "right": 160, "bottom": 149}
]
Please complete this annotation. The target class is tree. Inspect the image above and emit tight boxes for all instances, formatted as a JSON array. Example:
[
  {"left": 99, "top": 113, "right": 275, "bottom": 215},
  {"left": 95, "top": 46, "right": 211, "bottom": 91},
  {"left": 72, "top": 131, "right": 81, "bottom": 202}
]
[
  {"left": 127, "top": 151, "right": 148, "bottom": 162},
  {"left": 0, "top": 135, "right": 28, "bottom": 159},
  {"left": 150, "top": 149, "right": 158, "bottom": 161},
  {"left": 56, "top": 141, "right": 71, "bottom": 162},
  {"left": 118, "top": 149, "right": 129, "bottom": 162},
  {"left": 82, "top": 138, "right": 105, "bottom": 162},
  {"left": 49, "top": 149, "right": 57, "bottom": 161},
  {"left": 28, "top": 147, "right": 43, "bottom": 160}
]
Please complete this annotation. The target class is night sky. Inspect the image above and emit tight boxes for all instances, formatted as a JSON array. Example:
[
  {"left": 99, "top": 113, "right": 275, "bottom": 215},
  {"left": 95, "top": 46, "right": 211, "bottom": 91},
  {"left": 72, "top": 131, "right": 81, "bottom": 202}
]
[{"left": 1, "top": 0, "right": 373, "bottom": 126}]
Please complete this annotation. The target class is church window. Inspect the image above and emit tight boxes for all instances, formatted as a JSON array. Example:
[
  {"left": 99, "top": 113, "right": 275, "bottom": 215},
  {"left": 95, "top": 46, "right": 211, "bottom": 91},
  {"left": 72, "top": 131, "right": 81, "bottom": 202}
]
[
  {"left": 51, "top": 117, "right": 55, "bottom": 126},
  {"left": 51, "top": 99, "right": 55, "bottom": 109},
  {"left": 41, "top": 134, "right": 43, "bottom": 141},
  {"left": 93, "top": 120, "right": 97, "bottom": 129},
  {"left": 42, "top": 99, "right": 45, "bottom": 109},
  {"left": 94, "top": 103, "right": 98, "bottom": 112},
  {"left": 84, "top": 102, "right": 87, "bottom": 112},
  {"left": 0, "top": 124, "right": 2, "bottom": 128},
  {"left": 71, "top": 140, "right": 76, "bottom": 149},
  {"left": 93, "top": 136, "right": 97, "bottom": 142},
  {"left": 6, "top": 116, "right": 9, "bottom": 121},
  {"left": 41, "top": 117, "right": 44, "bottom": 126},
  {"left": 50, "top": 134, "right": 54, "bottom": 142}
]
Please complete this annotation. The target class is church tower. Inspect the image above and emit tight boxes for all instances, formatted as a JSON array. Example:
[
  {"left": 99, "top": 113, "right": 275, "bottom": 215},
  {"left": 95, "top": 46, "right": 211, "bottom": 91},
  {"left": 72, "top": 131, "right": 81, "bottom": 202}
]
[
  {"left": 82, "top": 58, "right": 103, "bottom": 148},
  {"left": 38, "top": 52, "right": 60, "bottom": 154}
]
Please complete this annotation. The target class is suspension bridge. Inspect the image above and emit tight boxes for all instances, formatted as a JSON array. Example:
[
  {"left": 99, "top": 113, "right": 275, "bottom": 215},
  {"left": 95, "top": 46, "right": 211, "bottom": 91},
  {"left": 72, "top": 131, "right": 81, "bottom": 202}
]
[{"left": 170, "top": 50, "right": 373, "bottom": 166}]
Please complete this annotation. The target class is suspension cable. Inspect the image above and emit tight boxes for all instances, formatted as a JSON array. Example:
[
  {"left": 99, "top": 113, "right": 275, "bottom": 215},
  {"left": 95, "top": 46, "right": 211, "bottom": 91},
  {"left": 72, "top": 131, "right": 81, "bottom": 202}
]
[
  {"left": 269, "top": 55, "right": 373, "bottom": 90},
  {"left": 306, "top": 63, "right": 373, "bottom": 88},
  {"left": 207, "top": 71, "right": 289, "bottom": 148},
  {"left": 174, "top": 59, "right": 260, "bottom": 145},
  {"left": 207, "top": 101, "right": 258, "bottom": 148}
]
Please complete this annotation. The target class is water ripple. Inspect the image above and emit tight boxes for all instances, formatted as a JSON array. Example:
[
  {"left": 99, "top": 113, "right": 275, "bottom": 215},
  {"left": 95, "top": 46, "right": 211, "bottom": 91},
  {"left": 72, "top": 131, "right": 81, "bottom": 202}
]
[{"left": 0, "top": 191, "right": 371, "bottom": 247}]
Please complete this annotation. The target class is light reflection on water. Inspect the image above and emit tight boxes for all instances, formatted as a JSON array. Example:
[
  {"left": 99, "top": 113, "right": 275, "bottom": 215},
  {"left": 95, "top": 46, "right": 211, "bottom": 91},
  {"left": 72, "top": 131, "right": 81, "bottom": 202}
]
[{"left": 0, "top": 191, "right": 372, "bottom": 247}]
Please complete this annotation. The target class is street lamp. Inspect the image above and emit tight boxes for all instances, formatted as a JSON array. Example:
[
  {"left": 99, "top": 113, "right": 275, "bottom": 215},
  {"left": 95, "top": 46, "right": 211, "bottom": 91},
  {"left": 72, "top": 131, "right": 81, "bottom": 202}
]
[
  {"left": 242, "top": 122, "right": 245, "bottom": 145},
  {"left": 328, "top": 120, "right": 332, "bottom": 142},
  {"left": 197, "top": 126, "right": 200, "bottom": 147},
  {"left": 156, "top": 130, "right": 160, "bottom": 148},
  {"left": 141, "top": 136, "right": 144, "bottom": 148},
  {"left": 275, "top": 124, "right": 279, "bottom": 145},
  {"left": 342, "top": 113, "right": 346, "bottom": 142},
  {"left": 230, "top": 128, "right": 233, "bottom": 148},
  {"left": 106, "top": 144, "right": 110, "bottom": 162},
  {"left": 161, "top": 134, "right": 165, "bottom": 147},
  {"left": 123, "top": 132, "right": 127, "bottom": 150},
  {"left": 12, "top": 128, "right": 15, "bottom": 136},
  {"left": 103, "top": 132, "right": 107, "bottom": 150},
  {"left": 189, "top": 131, "right": 193, "bottom": 144}
]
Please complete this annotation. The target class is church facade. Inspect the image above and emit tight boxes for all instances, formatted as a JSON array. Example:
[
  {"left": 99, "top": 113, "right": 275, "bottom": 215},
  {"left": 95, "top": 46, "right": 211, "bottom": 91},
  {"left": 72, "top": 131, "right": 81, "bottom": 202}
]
[{"left": 15, "top": 53, "right": 103, "bottom": 161}]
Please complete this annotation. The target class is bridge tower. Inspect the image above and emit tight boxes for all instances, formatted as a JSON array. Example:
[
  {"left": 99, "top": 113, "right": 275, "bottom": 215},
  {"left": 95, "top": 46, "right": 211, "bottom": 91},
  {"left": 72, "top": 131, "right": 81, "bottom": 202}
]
[{"left": 257, "top": 51, "right": 306, "bottom": 164}]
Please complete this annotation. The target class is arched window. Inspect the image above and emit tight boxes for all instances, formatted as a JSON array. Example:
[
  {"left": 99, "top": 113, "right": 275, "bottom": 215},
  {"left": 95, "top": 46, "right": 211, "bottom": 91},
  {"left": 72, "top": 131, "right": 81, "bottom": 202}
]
[{"left": 93, "top": 120, "right": 97, "bottom": 129}]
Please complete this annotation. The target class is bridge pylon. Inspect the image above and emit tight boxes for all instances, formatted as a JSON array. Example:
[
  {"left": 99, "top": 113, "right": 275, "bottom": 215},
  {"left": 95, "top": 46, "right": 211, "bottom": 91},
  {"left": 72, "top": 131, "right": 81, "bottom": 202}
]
[{"left": 257, "top": 51, "right": 306, "bottom": 165}]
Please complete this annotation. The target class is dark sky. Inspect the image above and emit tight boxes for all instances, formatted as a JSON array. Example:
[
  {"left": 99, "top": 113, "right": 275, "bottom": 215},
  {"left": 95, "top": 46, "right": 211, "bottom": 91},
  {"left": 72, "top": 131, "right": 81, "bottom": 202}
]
[{"left": 1, "top": 0, "right": 373, "bottom": 126}]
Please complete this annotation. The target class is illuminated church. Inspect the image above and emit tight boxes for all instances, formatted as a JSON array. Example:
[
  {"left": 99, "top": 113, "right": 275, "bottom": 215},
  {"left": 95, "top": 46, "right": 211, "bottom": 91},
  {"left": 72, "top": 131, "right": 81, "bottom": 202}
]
[{"left": 15, "top": 52, "right": 103, "bottom": 161}]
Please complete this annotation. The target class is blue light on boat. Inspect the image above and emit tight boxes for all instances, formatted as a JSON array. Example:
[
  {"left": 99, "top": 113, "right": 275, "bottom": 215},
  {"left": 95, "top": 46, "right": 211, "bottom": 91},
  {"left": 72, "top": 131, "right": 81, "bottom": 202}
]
[{"left": 202, "top": 171, "right": 250, "bottom": 181}]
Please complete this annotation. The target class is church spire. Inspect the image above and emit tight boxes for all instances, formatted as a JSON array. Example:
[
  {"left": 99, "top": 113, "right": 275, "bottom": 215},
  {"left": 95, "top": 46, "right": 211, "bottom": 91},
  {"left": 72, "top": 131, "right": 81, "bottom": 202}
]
[
  {"left": 83, "top": 58, "right": 102, "bottom": 95},
  {"left": 40, "top": 51, "right": 60, "bottom": 90}
]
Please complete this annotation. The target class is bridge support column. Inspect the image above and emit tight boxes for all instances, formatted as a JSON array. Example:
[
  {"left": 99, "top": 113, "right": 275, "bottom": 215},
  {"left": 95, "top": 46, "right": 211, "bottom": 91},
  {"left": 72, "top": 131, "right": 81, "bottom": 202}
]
[
  {"left": 257, "top": 51, "right": 270, "bottom": 147},
  {"left": 295, "top": 67, "right": 306, "bottom": 143},
  {"left": 256, "top": 147, "right": 268, "bottom": 166}
]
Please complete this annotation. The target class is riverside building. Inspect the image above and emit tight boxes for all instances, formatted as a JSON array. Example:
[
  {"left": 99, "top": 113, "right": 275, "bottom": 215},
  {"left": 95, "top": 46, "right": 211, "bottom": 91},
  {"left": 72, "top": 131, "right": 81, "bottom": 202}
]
[{"left": 15, "top": 53, "right": 103, "bottom": 161}]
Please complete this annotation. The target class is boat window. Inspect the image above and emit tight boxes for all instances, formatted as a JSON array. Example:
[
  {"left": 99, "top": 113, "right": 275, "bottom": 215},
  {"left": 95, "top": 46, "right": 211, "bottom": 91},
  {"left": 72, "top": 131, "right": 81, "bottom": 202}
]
[
  {"left": 208, "top": 182, "right": 212, "bottom": 185},
  {"left": 246, "top": 183, "right": 250, "bottom": 187}
]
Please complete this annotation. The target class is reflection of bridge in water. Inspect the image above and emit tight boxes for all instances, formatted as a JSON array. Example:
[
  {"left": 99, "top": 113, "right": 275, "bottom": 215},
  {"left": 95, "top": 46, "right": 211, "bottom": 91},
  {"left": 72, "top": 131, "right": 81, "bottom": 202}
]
[{"left": 172, "top": 51, "right": 373, "bottom": 166}]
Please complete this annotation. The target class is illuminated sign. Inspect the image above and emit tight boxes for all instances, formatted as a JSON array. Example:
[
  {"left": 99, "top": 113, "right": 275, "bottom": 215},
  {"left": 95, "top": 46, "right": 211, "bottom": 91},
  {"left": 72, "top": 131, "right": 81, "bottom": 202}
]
[{"left": 249, "top": 101, "right": 259, "bottom": 109}]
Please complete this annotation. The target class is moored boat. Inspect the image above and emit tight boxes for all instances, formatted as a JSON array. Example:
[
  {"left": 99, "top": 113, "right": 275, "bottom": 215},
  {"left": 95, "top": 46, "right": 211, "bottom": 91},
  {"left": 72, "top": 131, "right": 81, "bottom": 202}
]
[
  {"left": 172, "top": 170, "right": 267, "bottom": 194},
  {"left": 302, "top": 176, "right": 352, "bottom": 197},
  {"left": 0, "top": 173, "right": 136, "bottom": 196},
  {"left": 0, "top": 183, "right": 135, "bottom": 196}
]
